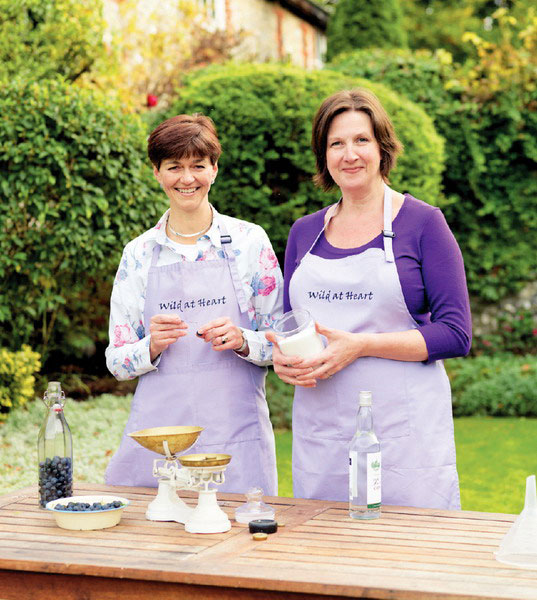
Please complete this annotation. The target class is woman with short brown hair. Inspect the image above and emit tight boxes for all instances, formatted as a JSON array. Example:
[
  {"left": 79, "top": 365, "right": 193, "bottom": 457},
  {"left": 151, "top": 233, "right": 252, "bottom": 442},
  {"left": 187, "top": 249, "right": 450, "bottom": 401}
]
[
  {"left": 312, "top": 88, "right": 402, "bottom": 190},
  {"left": 268, "top": 89, "right": 472, "bottom": 509},
  {"left": 105, "top": 114, "right": 282, "bottom": 495}
]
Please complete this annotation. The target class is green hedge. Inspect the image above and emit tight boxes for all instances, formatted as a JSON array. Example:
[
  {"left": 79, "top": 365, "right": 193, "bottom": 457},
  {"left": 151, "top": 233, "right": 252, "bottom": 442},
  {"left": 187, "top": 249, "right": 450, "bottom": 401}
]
[
  {"left": 160, "top": 62, "right": 444, "bottom": 260},
  {"left": 329, "top": 48, "right": 537, "bottom": 302},
  {"left": 326, "top": 0, "right": 407, "bottom": 61},
  {"left": 0, "top": 78, "right": 164, "bottom": 360},
  {"left": 446, "top": 354, "right": 537, "bottom": 417}
]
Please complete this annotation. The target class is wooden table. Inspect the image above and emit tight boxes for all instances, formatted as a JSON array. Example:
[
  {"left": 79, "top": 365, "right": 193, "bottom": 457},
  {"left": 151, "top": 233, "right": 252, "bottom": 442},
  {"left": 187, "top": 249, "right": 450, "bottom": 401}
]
[{"left": 0, "top": 484, "right": 535, "bottom": 599}]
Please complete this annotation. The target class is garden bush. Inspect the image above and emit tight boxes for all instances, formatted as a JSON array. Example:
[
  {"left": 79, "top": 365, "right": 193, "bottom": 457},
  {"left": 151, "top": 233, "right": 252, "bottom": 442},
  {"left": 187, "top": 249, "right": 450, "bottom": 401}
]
[
  {"left": 266, "top": 369, "right": 293, "bottom": 430},
  {"left": 0, "top": 345, "right": 41, "bottom": 420},
  {"left": 0, "top": 0, "right": 105, "bottom": 83},
  {"left": 329, "top": 44, "right": 537, "bottom": 302},
  {"left": 326, "top": 0, "right": 407, "bottom": 61},
  {"left": 446, "top": 354, "right": 537, "bottom": 417},
  {"left": 0, "top": 78, "right": 164, "bottom": 363},
  {"left": 161, "top": 62, "right": 444, "bottom": 260},
  {"left": 472, "top": 308, "right": 537, "bottom": 356}
]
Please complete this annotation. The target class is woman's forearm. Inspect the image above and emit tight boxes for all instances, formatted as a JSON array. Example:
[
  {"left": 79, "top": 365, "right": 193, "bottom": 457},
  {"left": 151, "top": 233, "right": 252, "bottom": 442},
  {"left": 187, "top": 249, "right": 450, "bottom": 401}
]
[{"left": 360, "top": 329, "right": 428, "bottom": 362}]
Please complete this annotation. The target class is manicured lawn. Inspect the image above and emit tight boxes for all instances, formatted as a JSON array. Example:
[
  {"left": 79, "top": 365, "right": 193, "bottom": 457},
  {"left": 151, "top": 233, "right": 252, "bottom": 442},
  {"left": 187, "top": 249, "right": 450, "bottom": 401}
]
[
  {"left": 1, "top": 395, "right": 536, "bottom": 514},
  {"left": 455, "top": 416, "right": 537, "bottom": 513}
]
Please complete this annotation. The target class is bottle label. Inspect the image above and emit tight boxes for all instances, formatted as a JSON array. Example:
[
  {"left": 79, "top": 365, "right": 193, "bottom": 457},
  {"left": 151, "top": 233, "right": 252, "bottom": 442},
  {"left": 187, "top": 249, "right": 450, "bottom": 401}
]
[
  {"left": 350, "top": 451, "right": 358, "bottom": 498},
  {"left": 349, "top": 450, "right": 381, "bottom": 508},
  {"left": 366, "top": 452, "right": 381, "bottom": 508}
]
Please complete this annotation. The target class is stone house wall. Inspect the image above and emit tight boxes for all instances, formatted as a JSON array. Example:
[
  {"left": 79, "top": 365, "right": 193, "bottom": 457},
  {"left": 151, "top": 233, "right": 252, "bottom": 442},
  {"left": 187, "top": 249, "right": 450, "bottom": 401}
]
[{"left": 104, "top": 0, "right": 327, "bottom": 69}]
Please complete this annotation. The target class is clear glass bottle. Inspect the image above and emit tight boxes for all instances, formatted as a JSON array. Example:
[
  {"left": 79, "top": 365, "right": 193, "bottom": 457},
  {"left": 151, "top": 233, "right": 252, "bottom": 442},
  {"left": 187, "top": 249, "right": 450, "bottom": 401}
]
[
  {"left": 37, "top": 382, "right": 73, "bottom": 508},
  {"left": 234, "top": 487, "right": 275, "bottom": 524},
  {"left": 349, "top": 390, "right": 381, "bottom": 520}
]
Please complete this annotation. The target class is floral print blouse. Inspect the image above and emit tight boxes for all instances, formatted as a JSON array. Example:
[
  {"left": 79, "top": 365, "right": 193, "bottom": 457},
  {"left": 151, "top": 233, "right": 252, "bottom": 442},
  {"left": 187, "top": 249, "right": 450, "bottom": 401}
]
[{"left": 106, "top": 207, "right": 284, "bottom": 380}]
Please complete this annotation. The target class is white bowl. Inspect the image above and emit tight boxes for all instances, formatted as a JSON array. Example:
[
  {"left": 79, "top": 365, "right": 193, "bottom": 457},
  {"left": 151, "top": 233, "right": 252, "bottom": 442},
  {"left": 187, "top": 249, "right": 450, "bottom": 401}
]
[{"left": 45, "top": 495, "right": 130, "bottom": 530}]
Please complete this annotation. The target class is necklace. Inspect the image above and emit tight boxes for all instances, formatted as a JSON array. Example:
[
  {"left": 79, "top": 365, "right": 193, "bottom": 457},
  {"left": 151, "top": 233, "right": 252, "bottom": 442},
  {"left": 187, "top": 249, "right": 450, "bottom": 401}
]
[{"left": 167, "top": 216, "right": 213, "bottom": 238}]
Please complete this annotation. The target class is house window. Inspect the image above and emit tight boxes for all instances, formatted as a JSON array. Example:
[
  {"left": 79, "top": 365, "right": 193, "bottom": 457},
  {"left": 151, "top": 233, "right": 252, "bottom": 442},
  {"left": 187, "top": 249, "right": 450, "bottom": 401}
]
[
  {"left": 197, "top": 0, "right": 226, "bottom": 30},
  {"left": 197, "top": 0, "right": 215, "bottom": 19}
]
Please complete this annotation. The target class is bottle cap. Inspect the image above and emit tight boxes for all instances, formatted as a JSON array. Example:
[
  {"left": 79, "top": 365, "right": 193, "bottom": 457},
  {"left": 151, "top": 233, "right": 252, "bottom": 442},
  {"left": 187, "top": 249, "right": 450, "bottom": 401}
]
[
  {"left": 252, "top": 532, "right": 268, "bottom": 541},
  {"left": 248, "top": 519, "right": 278, "bottom": 534},
  {"left": 359, "top": 390, "right": 372, "bottom": 406}
]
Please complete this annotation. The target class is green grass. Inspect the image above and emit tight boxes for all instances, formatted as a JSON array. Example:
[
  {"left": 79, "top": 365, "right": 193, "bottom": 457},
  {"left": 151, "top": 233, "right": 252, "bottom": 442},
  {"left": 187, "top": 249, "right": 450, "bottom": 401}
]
[
  {"left": 275, "top": 429, "right": 293, "bottom": 498},
  {"left": 455, "top": 416, "right": 537, "bottom": 513},
  {"left": 1, "top": 395, "right": 536, "bottom": 514}
]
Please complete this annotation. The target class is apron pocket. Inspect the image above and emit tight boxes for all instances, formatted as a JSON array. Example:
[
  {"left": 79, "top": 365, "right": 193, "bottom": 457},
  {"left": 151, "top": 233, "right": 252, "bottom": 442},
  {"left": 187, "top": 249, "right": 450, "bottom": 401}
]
[
  {"left": 193, "top": 362, "right": 261, "bottom": 445},
  {"left": 293, "top": 380, "right": 343, "bottom": 439}
]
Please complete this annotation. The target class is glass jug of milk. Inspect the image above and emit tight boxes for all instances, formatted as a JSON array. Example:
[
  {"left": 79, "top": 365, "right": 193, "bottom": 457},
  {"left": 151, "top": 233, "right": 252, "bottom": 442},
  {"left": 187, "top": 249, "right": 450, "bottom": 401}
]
[{"left": 272, "top": 309, "right": 324, "bottom": 359}]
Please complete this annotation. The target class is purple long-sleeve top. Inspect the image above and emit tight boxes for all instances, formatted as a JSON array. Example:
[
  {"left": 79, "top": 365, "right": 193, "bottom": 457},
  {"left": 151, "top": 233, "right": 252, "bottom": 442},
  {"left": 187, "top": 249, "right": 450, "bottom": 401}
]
[{"left": 283, "top": 194, "right": 472, "bottom": 362}]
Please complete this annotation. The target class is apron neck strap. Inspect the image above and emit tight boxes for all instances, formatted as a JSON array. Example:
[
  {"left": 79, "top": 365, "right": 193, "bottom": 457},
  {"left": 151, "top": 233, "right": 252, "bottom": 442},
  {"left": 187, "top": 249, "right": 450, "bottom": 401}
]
[
  {"left": 216, "top": 215, "right": 250, "bottom": 314},
  {"left": 382, "top": 184, "right": 395, "bottom": 263},
  {"left": 304, "top": 199, "right": 342, "bottom": 257}
]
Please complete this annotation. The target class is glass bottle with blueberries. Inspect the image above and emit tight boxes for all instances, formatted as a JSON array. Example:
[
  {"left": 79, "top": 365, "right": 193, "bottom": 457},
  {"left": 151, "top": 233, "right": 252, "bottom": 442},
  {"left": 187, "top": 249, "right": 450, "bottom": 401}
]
[{"left": 38, "top": 382, "right": 73, "bottom": 508}]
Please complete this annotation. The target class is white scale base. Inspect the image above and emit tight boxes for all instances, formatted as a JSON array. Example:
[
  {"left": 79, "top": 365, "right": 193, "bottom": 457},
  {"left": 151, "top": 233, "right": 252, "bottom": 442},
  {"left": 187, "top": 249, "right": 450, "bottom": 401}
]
[
  {"left": 146, "top": 480, "right": 193, "bottom": 523},
  {"left": 145, "top": 470, "right": 231, "bottom": 534}
]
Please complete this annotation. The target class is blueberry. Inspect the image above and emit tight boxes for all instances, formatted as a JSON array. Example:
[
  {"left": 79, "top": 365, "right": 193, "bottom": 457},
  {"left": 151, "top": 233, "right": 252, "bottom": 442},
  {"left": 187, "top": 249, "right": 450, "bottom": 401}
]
[{"left": 39, "top": 455, "right": 73, "bottom": 506}]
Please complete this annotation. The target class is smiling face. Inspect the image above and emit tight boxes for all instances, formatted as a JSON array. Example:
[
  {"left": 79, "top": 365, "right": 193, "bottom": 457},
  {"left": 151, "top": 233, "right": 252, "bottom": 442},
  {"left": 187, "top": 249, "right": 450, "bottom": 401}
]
[
  {"left": 325, "top": 110, "right": 383, "bottom": 194},
  {"left": 153, "top": 155, "right": 218, "bottom": 215}
]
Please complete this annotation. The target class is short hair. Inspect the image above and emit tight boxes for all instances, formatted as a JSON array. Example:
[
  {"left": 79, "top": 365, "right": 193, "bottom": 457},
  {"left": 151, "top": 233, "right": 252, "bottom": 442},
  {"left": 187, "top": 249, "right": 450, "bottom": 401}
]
[
  {"left": 311, "top": 88, "right": 403, "bottom": 191},
  {"left": 148, "top": 114, "right": 222, "bottom": 169}
]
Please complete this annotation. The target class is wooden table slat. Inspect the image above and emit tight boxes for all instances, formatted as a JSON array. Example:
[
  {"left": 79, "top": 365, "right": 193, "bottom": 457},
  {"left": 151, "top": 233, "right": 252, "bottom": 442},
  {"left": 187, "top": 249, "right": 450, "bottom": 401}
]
[{"left": 1, "top": 483, "right": 535, "bottom": 600}]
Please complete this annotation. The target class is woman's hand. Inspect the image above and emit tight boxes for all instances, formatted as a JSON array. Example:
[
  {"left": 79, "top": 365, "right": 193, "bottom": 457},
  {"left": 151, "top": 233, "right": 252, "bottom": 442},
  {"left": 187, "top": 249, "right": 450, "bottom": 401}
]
[
  {"left": 149, "top": 314, "right": 188, "bottom": 362},
  {"left": 265, "top": 332, "right": 317, "bottom": 388},
  {"left": 197, "top": 317, "right": 245, "bottom": 352},
  {"left": 297, "top": 323, "right": 367, "bottom": 381}
]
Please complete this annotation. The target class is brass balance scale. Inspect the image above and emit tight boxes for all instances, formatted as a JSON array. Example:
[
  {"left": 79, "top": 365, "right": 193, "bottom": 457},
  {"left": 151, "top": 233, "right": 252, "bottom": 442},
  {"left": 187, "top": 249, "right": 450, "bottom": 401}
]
[{"left": 128, "top": 426, "right": 231, "bottom": 534}]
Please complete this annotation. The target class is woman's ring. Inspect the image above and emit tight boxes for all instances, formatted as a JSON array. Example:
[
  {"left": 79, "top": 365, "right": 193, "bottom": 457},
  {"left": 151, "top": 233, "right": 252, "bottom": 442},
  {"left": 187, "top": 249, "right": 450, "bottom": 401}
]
[{"left": 221, "top": 336, "right": 228, "bottom": 344}]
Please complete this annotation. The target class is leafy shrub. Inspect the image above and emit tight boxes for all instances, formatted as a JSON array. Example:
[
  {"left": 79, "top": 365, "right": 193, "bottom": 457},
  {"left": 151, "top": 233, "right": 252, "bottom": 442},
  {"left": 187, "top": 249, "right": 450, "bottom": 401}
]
[
  {"left": 161, "top": 62, "right": 444, "bottom": 260},
  {"left": 326, "top": 0, "right": 407, "bottom": 61},
  {"left": 450, "top": 8, "right": 537, "bottom": 301},
  {"left": 329, "top": 44, "right": 537, "bottom": 302},
  {"left": 473, "top": 308, "right": 537, "bottom": 356},
  {"left": 0, "top": 345, "right": 41, "bottom": 420},
  {"left": 266, "top": 369, "right": 293, "bottom": 430},
  {"left": 0, "top": 0, "right": 105, "bottom": 83},
  {"left": 446, "top": 354, "right": 537, "bottom": 417},
  {"left": 0, "top": 78, "right": 164, "bottom": 361}
]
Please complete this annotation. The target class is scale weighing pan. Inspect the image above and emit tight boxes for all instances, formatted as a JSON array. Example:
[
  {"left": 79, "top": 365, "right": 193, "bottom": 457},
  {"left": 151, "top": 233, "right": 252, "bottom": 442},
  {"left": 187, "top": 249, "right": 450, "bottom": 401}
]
[
  {"left": 128, "top": 426, "right": 203, "bottom": 456},
  {"left": 179, "top": 453, "right": 231, "bottom": 467}
]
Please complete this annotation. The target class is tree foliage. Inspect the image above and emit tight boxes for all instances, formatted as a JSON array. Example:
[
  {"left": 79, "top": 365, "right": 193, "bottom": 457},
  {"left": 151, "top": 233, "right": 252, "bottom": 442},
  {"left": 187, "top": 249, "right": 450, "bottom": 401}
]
[
  {"left": 326, "top": 0, "right": 407, "bottom": 61},
  {"left": 0, "top": 78, "right": 164, "bottom": 360},
  {"left": 328, "top": 5, "right": 537, "bottom": 302},
  {"left": 0, "top": 0, "right": 105, "bottom": 83},
  {"left": 84, "top": 0, "right": 245, "bottom": 112}
]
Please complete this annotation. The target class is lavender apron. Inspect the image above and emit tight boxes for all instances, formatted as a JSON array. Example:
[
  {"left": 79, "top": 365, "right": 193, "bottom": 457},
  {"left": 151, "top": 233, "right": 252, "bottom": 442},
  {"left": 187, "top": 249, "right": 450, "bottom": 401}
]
[
  {"left": 106, "top": 218, "right": 277, "bottom": 495},
  {"left": 289, "top": 185, "right": 460, "bottom": 509}
]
